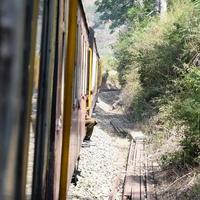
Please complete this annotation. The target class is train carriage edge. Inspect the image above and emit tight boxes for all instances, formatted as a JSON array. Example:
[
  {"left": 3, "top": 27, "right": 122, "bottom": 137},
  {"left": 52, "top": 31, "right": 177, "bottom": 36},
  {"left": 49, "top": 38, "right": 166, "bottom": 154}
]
[{"left": 0, "top": 0, "right": 103, "bottom": 199}]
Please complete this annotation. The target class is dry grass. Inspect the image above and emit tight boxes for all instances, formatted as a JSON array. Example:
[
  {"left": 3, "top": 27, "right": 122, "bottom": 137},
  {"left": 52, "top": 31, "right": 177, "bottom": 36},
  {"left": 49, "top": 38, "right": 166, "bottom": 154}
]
[
  {"left": 147, "top": 131, "right": 200, "bottom": 200},
  {"left": 154, "top": 166, "right": 200, "bottom": 200}
]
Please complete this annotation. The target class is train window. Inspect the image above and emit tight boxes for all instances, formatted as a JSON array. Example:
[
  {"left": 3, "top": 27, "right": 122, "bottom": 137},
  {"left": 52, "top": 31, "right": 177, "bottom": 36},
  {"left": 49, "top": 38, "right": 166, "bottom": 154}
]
[{"left": 25, "top": 0, "right": 44, "bottom": 199}]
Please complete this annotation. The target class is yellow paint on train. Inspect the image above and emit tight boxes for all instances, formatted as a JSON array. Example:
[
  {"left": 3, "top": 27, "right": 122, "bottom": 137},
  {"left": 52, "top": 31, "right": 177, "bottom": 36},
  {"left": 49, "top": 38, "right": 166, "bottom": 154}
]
[{"left": 59, "top": 0, "right": 78, "bottom": 199}]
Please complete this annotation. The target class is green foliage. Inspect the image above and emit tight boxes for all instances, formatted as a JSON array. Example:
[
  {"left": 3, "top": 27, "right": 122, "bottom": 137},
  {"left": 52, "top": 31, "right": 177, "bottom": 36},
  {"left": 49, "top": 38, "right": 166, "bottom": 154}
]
[
  {"left": 83, "top": 0, "right": 118, "bottom": 71},
  {"left": 127, "top": 0, "right": 157, "bottom": 25},
  {"left": 171, "top": 67, "right": 200, "bottom": 161},
  {"left": 161, "top": 151, "right": 188, "bottom": 168},
  {"left": 95, "top": 0, "right": 133, "bottom": 30},
  {"left": 95, "top": 0, "right": 157, "bottom": 30},
  {"left": 115, "top": 0, "right": 200, "bottom": 165}
]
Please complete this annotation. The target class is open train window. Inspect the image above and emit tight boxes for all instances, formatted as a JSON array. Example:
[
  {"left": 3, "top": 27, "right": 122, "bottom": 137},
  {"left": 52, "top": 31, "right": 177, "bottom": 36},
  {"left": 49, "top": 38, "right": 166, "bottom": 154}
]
[{"left": 25, "top": 0, "right": 44, "bottom": 199}]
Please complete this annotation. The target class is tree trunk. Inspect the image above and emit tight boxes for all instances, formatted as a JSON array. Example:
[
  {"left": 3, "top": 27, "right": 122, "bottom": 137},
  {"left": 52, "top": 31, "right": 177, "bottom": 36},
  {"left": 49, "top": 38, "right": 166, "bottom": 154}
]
[
  {"left": 137, "top": 0, "right": 144, "bottom": 7},
  {"left": 160, "top": 0, "right": 167, "bottom": 16},
  {"left": 157, "top": 0, "right": 167, "bottom": 17}
]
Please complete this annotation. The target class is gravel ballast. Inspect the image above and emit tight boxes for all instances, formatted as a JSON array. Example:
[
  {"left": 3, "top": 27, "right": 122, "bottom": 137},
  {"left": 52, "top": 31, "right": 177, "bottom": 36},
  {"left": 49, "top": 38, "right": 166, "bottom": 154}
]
[{"left": 68, "top": 91, "right": 130, "bottom": 200}]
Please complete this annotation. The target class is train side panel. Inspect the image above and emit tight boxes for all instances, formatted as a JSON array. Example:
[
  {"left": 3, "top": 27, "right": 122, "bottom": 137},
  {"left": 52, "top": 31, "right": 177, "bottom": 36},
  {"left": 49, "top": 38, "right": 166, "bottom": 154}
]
[
  {"left": 59, "top": 0, "right": 78, "bottom": 198},
  {"left": 61, "top": 1, "right": 89, "bottom": 196},
  {"left": 71, "top": 1, "right": 87, "bottom": 175},
  {"left": 52, "top": 0, "right": 70, "bottom": 199}
]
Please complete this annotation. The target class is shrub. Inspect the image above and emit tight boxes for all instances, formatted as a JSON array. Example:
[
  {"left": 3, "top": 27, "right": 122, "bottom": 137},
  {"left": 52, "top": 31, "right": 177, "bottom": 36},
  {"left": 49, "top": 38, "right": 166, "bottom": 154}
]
[{"left": 115, "top": 0, "right": 200, "bottom": 165}]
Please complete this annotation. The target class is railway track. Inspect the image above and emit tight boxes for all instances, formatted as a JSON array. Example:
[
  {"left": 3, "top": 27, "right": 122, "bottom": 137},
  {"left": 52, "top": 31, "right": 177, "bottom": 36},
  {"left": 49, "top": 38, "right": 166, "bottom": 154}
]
[{"left": 122, "top": 134, "right": 157, "bottom": 200}]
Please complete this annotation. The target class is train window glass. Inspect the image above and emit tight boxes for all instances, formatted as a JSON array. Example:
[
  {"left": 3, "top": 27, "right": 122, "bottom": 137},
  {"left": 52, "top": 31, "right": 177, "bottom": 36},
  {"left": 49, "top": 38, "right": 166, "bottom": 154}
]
[{"left": 25, "top": 0, "right": 44, "bottom": 199}]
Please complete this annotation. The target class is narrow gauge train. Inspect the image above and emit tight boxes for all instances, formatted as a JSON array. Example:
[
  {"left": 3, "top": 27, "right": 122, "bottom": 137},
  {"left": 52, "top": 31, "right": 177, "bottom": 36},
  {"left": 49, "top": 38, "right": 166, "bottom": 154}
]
[{"left": 0, "top": 0, "right": 102, "bottom": 199}]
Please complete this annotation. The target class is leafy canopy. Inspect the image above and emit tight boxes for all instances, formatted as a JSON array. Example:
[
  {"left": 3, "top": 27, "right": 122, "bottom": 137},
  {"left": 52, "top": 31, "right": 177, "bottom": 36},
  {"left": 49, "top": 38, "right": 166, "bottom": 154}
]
[{"left": 95, "top": 0, "right": 157, "bottom": 30}]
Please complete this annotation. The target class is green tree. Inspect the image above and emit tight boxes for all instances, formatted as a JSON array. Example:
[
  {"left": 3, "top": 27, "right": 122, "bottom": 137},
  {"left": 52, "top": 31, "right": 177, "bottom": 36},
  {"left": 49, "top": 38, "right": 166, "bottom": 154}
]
[{"left": 95, "top": 0, "right": 157, "bottom": 30}]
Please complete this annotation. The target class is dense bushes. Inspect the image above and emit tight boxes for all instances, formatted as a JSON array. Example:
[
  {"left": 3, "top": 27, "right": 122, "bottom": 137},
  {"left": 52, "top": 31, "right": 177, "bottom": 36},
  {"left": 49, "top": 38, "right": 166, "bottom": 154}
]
[
  {"left": 172, "top": 67, "right": 200, "bottom": 164},
  {"left": 115, "top": 0, "right": 200, "bottom": 165}
]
